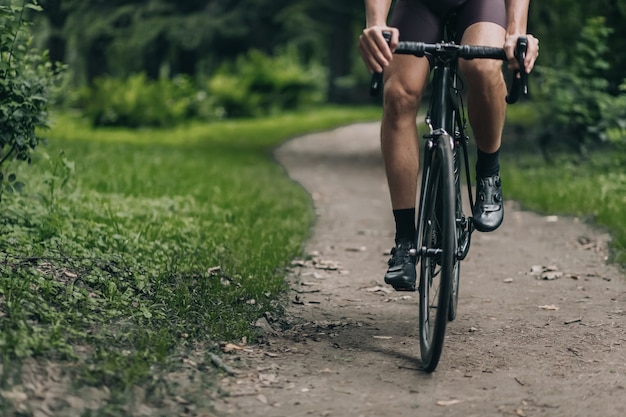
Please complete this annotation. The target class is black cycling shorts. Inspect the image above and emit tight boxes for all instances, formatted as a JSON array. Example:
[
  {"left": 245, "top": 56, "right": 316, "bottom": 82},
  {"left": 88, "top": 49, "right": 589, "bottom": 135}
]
[{"left": 390, "top": 0, "right": 506, "bottom": 44}]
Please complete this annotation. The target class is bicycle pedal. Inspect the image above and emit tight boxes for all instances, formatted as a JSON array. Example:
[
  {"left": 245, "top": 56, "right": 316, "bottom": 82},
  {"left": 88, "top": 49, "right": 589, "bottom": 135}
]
[{"left": 392, "top": 284, "right": 416, "bottom": 292}]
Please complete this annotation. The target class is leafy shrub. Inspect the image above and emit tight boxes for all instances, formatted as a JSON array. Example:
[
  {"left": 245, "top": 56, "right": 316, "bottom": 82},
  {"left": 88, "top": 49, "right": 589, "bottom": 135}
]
[
  {"left": 207, "top": 45, "right": 325, "bottom": 118},
  {"left": 71, "top": 45, "right": 325, "bottom": 126},
  {"left": 534, "top": 17, "right": 626, "bottom": 159},
  {"left": 73, "top": 73, "right": 213, "bottom": 128},
  {"left": 0, "top": 0, "right": 58, "bottom": 200}
]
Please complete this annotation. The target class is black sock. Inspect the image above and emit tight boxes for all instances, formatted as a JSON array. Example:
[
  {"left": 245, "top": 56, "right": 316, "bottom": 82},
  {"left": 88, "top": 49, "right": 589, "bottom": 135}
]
[
  {"left": 476, "top": 148, "right": 500, "bottom": 177},
  {"left": 393, "top": 208, "right": 416, "bottom": 242}
]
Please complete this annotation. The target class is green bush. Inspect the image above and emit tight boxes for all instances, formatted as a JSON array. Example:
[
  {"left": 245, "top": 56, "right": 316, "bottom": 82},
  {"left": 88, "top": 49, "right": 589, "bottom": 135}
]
[
  {"left": 207, "top": 45, "right": 325, "bottom": 118},
  {"left": 0, "top": 0, "right": 58, "bottom": 200},
  {"left": 73, "top": 73, "right": 213, "bottom": 128},
  {"left": 534, "top": 16, "right": 626, "bottom": 158},
  {"left": 71, "top": 45, "right": 325, "bottom": 126}
]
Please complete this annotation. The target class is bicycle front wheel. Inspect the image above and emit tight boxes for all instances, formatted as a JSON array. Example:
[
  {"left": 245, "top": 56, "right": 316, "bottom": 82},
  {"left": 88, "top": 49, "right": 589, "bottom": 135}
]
[
  {"left": 418, "top": 134, "right": 456, "bottom": 372},
  {"left": 448, "top": 145, "right": 464, "bottom": 322}
]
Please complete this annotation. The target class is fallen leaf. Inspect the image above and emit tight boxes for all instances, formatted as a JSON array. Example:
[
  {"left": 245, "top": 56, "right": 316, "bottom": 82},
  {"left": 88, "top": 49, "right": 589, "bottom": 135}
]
[
  {"left": 346, "top": 246, "right": 367, "bottom": 252},
  {"left": 541, "top": 271, "right": 563, "bottom": 280},
  {"left": 531, "top": 264, "right": 563, "bottom": 280},
  {"left": 63, "top": 270, "right": 78, "bottom": 278},
  {"left": 182, "top": 358, "right": 198, "bottom": 367},
  {"left": 363, "top": 286, "right": 392, "bottom": 294},
  {"left": 436, "top": 399, "right": 462, "bottom": 406},
  {"left": 222, "top": 343, "right": 244, "bottom": 353},
  {"left": 174, "top": 395, "right": 189, "bottom": 404},
  {"left": 259, "top": 373, "right": 278, "bottom": 385},
  {"left": 257, "top": 394, "right": 268, "bottom": 404},
  {"left": 0, "top": 389, "right": 28, "bottom": 402},
  {"left": 208, "top": 266, "right": 221, "bottom": 275}
]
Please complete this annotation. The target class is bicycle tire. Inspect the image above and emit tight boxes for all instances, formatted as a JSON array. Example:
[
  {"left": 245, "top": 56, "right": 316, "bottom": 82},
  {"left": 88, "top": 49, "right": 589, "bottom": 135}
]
[
  {"left": 418, "top": 133, "right": 456, "bottom": 372},
  {"left": 448, "top": 146, "right": 463, "bottom": 322}
]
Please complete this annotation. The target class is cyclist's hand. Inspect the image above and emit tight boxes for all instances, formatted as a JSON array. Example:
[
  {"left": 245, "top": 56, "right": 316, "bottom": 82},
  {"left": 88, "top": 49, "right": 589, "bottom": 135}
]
[
  {"left": 504, "top": 33, "right": 539, "bottom": 74},
  {"left": 358, "top": 26, "right": 400, "bottom": 74}
]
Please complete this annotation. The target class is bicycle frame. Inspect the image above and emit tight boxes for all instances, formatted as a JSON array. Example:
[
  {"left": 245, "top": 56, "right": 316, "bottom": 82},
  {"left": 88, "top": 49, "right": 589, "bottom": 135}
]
[
  {"left": 368, "top": 34, "right": 528, "bottom": 371},
  {"left": 416, "top": 56, "right": 474, "bottom": 264}
]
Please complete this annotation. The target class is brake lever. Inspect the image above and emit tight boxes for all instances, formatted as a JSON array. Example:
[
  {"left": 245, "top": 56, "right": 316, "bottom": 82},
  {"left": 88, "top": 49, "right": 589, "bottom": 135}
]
[
  {"left": 506, "top": 36, "right": 528, "bottom": 104},
  {"left": 369, "top": 31, "right": 392, "bottom": 97}
]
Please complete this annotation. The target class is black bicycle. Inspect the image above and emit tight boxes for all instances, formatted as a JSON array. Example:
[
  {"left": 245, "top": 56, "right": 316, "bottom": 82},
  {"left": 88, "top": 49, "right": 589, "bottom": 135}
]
[{"left": 370, "top": 33, "right": 528, "bottom": 372}]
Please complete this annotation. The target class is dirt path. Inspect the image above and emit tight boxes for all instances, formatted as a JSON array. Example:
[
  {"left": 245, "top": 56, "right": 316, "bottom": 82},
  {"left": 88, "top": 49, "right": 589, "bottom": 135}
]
[{"left": 213, "top": 122, "right": 626, "bottom": 417}]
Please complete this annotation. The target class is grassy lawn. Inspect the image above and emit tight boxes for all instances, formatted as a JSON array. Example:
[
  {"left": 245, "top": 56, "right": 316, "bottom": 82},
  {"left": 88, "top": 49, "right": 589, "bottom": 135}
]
[{"left": 0, "top": 105, "right": 381, "bottom": 414}]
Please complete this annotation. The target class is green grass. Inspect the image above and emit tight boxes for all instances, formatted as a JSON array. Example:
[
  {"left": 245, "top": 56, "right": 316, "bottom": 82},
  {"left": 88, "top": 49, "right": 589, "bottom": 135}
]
[
  {"left": 502, "top": 150, "right": 626, "bottom": 264},
  {"left": 0, "top": 105, "right": 381, "bottom": 413}
]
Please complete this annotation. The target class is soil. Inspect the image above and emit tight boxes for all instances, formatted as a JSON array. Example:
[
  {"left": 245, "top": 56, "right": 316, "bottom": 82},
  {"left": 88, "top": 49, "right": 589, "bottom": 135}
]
[{"left": 212, "top": 122, "right": 626, "bottom": 417}]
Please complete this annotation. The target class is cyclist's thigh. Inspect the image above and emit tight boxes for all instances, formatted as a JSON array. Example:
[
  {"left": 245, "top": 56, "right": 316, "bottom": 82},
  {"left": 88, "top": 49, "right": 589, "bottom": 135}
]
[
  {"left": 455, "top": 0, "right": 506, "bottom": 45},
  {"left": 387, "top": 0, "right": 445, "bottom": 103},
  {"left": 390, "top": 0, "right": 445, "bottom": 44}
]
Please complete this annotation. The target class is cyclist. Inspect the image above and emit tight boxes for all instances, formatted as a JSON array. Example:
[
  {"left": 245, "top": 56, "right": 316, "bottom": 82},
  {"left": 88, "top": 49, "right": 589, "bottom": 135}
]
[{"left": 358, "top": 0, "right": 539, "bottom": 291}]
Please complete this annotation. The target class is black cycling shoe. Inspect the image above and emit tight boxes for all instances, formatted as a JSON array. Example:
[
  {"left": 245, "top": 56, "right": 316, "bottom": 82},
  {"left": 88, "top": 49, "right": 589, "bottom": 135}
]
[
  {"left": 472, "top": 174, "right": 504, "bottom": 232},
  {"left": 384, "top": 239, "right": 417, "bottom": 291}
]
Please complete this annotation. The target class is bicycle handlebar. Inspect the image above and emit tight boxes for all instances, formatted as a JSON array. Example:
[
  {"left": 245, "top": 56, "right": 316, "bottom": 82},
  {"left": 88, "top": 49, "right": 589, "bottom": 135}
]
[{"left": 368, "top": 35, "right": 529, "bottom": 104}]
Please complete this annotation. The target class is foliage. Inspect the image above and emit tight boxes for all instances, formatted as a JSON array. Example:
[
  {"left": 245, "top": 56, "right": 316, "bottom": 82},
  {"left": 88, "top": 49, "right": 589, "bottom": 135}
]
[
  {"left": 0, "top": 0, "right": 58, "bottom": 200},
  {"left": 533, "top": 17, "right": 626, "bottom": 159},
  {"left": 207, "top": 45, "right": 325, "bottom": 118},
  {"left": 30, "top": 0, "right": 365, "bottom": 106},
  {"left": 70, "top": 45, "right": 327, "bottom": 127},
  {"left": 529, "top": 0, "right": 626, "bottom": 90},
  {"left": 0, "top": 106, "right": 381, "bottom": 412},
  {"left": 72, "top": 73, "right": 213, "bottom": 127}
]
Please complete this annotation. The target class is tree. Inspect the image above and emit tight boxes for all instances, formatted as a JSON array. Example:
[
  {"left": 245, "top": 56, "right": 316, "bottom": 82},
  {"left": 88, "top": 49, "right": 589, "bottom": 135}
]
[
  {"left": 31, "top": 0, "right": 367, "bottom": 103},
  {"left": 529, "top": 0, "right": 626, "bottom": 91},
  {"left": 1, "top": 0, "right": 58, "bottom": 199}
]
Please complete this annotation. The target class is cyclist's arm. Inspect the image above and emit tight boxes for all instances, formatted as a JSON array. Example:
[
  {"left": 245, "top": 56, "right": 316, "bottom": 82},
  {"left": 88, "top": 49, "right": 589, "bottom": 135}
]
[
  {"left": 359, "top": 0, "right": 399, "bottom": 74},
  {"left": 504, "top": 0, "right": 539, "bottom": 73}
]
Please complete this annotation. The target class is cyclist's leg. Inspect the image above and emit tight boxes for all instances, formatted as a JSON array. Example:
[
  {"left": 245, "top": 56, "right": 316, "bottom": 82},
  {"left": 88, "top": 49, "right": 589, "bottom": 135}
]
[
  {"left": 459, "top": 22, "right": 507, "bottom": 155},
  {"left": 380, "top": 55, "right": 429, "bottom": 290},
  {"left": 384, "top": 0, "right": 442, "bottom": 214},
  {"left": 381, "top": 57, "right": 429, "bottom": 213},
  {"left": 456, "top": 0, "right": 507, "bottom": 232},
  {"left": 382, "top": 1, "right": 439, "bottom": 290},
  {"left": 456, "top": 0, "right": 506, "bottom": 155}
]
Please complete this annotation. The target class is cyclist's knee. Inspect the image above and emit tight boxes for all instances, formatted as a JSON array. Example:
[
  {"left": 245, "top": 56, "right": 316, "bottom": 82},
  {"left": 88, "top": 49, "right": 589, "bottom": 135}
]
[
  {"left": 459, "top": 59, "right": 502, "bottom": 85},
  {"left": 382, "top": 79, "right": 422, "bottom": 119}
]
